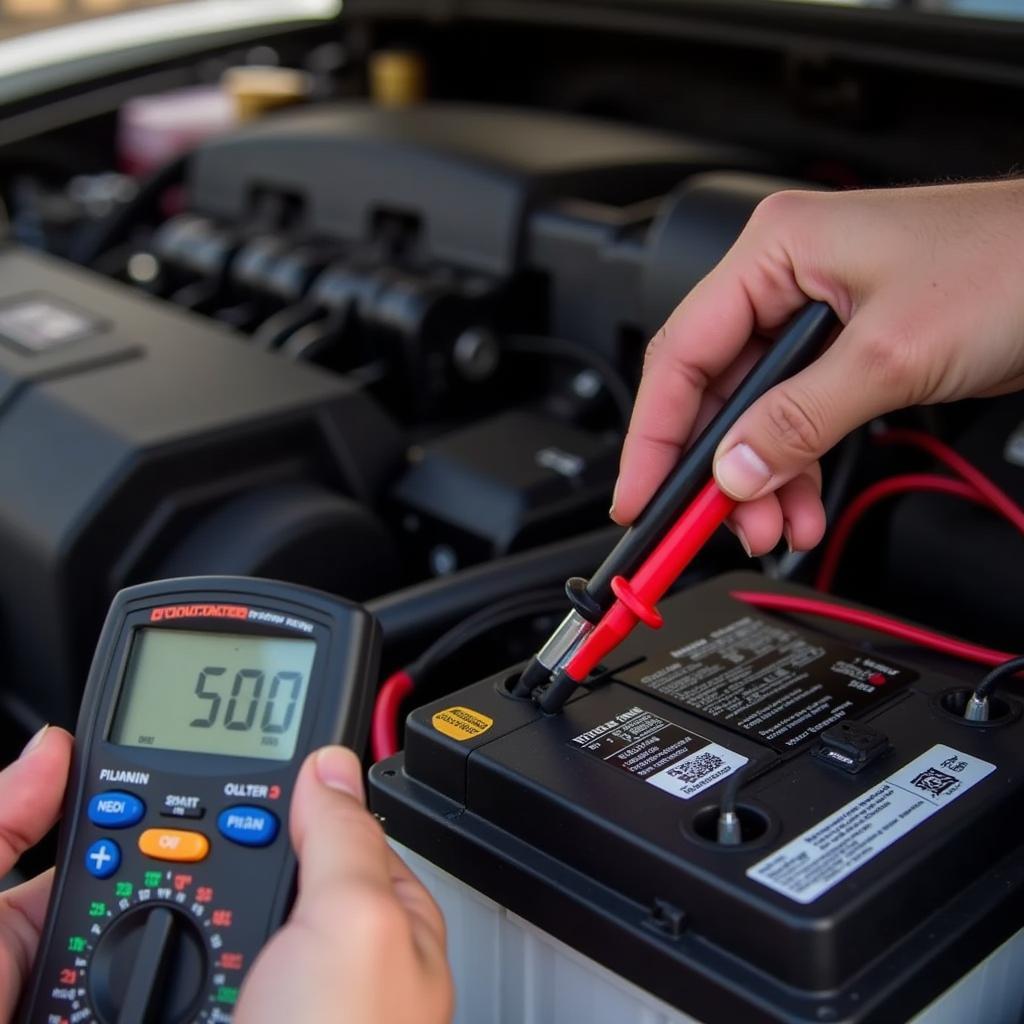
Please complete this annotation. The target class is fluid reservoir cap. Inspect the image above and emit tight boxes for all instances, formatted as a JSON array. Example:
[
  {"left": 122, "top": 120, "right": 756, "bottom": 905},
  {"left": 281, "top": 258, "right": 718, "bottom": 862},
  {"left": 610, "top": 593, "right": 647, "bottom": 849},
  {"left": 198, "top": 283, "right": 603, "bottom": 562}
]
[
  {"left": 222, "top": 65, "right": 311, "bottom": 121},
  {"left": 369, "top": 50, "right": 427, "bottom": 107}
]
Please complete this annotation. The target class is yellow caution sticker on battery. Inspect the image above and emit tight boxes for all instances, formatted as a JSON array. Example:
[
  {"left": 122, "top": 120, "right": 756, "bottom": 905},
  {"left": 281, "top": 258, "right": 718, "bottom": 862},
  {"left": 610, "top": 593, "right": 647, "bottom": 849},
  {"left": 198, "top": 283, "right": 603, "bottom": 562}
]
[{"left": 431, "top": 706, "right": 494, "bottom": 741}]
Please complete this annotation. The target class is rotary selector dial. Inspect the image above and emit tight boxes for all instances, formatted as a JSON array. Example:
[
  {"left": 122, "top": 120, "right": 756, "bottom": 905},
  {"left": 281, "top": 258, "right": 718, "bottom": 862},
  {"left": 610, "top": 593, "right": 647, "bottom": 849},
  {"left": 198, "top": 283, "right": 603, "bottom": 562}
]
[
  {"left": 89, "top": 904, "right": 205, "bottom": 1023},
  {"left": 46, "top": 871, "right": 242, "bottom": 1023}
]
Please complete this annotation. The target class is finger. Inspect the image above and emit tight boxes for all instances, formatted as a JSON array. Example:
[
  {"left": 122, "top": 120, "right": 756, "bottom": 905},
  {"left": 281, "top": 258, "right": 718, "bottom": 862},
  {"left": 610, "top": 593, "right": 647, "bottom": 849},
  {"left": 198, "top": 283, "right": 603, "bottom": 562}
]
[
  {"left": 685, "top": 337, "right": 772, "bottom": 444},
  {"left": 0, "top": 727, "right": 73, "bottom": 876},
  {"left": 2, "top": 867, "right": 55, "bottom": 936},
  {"left": 288, "top": 746, "right": 394, "bottom": 912},
  {"left": 386, "top": 848, "right": 447, "bottom": 962},
  {"left": 613, "top": 335, "right": 767, "bottom": 525},
  {"left": 613, "top": 193, "right": 827, "bottom": 525},
  {"left": 777, "top": 473, "right": 828, "bottom": 552},
  {"left": 728, "top": 495, "right": 784, "bottom": 557},
  {"left": 0, "top": 869, "right": 55, "bottom": 1021},
  {"left": 726, "top": 464, "right": 822, "bottom": 556},
  {"left": 714, "top": 313, "right": 915, "bottom": 501}
]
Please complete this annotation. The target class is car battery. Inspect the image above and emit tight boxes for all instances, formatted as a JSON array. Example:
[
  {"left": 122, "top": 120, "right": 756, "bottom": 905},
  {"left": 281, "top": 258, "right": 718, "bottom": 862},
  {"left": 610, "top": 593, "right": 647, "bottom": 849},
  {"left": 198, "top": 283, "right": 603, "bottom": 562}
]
[{"left": 370, "top": 572, "right": 1024, "bottom": 1024}]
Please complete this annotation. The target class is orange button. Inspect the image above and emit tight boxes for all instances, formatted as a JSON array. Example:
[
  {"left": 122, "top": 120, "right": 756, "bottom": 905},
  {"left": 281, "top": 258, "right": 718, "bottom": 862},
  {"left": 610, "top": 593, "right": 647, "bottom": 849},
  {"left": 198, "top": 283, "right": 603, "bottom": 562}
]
[{"left": 138, "top": 828, "right": 209, "bottom": 863}]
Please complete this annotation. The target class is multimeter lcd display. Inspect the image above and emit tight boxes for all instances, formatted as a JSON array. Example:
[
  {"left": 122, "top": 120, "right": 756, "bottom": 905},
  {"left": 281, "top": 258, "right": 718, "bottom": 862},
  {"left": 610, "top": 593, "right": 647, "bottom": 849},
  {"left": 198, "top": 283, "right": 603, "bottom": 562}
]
[{"left": 110, "top": 628, "right": 316, "bottom": 760}]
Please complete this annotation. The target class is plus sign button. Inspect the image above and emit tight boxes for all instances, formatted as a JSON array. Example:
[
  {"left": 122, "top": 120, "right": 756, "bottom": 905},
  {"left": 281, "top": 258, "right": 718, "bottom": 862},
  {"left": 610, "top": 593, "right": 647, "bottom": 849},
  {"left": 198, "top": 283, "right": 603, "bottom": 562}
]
[{"left": 85, "top": 838, "right": 120, "bottom": 879}]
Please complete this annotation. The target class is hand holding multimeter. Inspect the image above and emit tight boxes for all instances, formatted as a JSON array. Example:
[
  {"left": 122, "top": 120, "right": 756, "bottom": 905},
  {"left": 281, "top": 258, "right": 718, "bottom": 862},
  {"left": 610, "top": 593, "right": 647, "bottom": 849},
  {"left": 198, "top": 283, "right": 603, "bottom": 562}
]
[{"left": 16, "top": 576, "right": 449, "bottom": 1024}]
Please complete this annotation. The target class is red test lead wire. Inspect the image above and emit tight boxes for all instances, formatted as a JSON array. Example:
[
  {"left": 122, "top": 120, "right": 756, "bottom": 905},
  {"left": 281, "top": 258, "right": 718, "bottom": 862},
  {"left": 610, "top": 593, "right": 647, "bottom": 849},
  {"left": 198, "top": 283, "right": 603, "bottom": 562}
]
[
  {"left": 561, "top": 480, "right": 737, "bottom": 684},
  {"left": 371, "top": 669, "right": 414, "bottom": 763},
  {"left": 876, "top": 428, "right": 1024, "bottom": 533},
  {"left": 814, "top": 474, "right": 988, "bottom": 592},
  {"left": 730, "top": 591, "right": 1018, "bottom": 667}
]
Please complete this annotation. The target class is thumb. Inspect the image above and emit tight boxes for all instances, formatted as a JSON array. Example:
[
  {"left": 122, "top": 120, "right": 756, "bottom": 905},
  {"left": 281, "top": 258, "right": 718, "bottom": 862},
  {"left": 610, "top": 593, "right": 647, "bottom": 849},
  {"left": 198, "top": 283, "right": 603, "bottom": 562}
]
[
  {"left": 288, "top": 746, "right": 394, "bottom": 921},
  {"left": 713, "top": 318, "right": 911, "bottom": 500}
]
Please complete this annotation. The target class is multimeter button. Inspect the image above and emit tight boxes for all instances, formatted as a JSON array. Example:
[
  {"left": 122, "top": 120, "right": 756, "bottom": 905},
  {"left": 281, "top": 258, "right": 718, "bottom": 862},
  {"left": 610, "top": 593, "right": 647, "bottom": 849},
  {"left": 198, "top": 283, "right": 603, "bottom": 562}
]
[
  {"left": 85, "top": 838, "right": 121, "bottom": 879},
  {"left": 217, "top": 805, "right": 280, "bottom": 847},
  {"left": 138, "top": 828, "right": 210, "bottom": 862},
  {"left": 88, "top": 790, "right": 145, "bottom": 828},
  {"left": 161, "top": 805, "right": 205, "bottom": 820}
]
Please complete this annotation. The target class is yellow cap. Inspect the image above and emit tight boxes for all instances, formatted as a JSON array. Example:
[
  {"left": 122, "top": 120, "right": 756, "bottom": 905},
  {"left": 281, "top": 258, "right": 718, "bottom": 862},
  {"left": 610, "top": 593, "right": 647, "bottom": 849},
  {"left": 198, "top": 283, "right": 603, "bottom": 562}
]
[
  {"left": 369, "top": 50, "right": 427, "bottom": 108},
  {"left": 222, "top": 65, "right": 310, "bottom": 122}
]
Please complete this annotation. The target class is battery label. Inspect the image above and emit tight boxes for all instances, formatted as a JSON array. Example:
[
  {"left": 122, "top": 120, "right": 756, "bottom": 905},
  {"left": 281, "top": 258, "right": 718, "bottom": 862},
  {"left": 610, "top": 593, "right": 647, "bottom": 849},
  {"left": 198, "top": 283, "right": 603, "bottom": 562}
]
[
  {"left": 618, "top": 616, "right": 916, "bottom": 751},
  {"left": 748, "top": 744, "right": 995, "bottom": 904},
  {"left": 568, "top": 706, "right": 748, "bottom": 801}
]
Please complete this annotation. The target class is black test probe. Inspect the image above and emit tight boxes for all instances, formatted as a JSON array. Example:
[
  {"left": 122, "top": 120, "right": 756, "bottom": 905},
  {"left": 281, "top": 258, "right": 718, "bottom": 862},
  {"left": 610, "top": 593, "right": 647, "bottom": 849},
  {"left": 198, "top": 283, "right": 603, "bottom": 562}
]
[{"left": 513, "top": 302, "right": 839, "bottom": 712}]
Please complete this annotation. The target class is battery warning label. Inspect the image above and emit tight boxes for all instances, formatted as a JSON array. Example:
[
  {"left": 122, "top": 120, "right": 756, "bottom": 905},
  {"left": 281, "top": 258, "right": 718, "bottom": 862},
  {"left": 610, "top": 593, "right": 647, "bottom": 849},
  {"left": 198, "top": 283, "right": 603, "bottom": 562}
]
[
  {"left": 431, "top": 706, "right": 494, "bottom": 741},
  {"left": 619, "top": 616, "right": 916, "bottom": 752},
  {"left": 569, "top": 706, "right": 748, "bottom": 801},
  {"left": 748, "top": 744, "right": 995, "bottom": 904}
]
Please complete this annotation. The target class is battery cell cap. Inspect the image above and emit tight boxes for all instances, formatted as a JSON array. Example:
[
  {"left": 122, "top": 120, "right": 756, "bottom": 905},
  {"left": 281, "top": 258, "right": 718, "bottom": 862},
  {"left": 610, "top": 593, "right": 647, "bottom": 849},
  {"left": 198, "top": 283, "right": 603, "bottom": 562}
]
[
  {"left": 139, "top": 828, "right": 210, "bottom": 862},
  {"left": 88, "top": 790, "right": 145, "bottom": 828},
  {"left": 813, "top": 721, "right": 890, "bottom": 774}
]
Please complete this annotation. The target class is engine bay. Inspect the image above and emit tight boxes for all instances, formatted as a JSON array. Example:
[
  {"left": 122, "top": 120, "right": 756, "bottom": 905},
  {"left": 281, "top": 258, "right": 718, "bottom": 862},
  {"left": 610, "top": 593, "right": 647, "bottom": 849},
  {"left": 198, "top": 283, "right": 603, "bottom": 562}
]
[{"left": 0, "top": 0, "right": 1022, "bottom": 918}]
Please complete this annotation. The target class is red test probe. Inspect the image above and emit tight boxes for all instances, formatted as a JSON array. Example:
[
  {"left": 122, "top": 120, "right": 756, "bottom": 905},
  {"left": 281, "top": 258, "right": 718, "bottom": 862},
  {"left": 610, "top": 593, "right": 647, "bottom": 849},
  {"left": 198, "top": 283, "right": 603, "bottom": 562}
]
[
  {"left": 539, "top": 481, "right": 735, "bottom": 710},
  {"left": 527, "top": 302, "right": 839, "bottom": 713}
]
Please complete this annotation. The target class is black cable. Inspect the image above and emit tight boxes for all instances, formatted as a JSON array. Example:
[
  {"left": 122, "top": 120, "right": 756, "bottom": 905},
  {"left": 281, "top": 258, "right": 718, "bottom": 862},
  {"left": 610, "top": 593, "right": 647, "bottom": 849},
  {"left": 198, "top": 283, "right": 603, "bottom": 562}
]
[
  {"left": 367, "top": 526, "right": 620, "bottom": 649},
  {"left": 503, "top": 334, "right": 635, "bottom": 428},
  {"left": 410, "top": 588, "right": 566, "bottom": 678},
  {"left": 770, "top": 426, "right": 866, "bottom": 580},
  {"left": 974, "top": 655, "right": 1024, "bottom": 702}
]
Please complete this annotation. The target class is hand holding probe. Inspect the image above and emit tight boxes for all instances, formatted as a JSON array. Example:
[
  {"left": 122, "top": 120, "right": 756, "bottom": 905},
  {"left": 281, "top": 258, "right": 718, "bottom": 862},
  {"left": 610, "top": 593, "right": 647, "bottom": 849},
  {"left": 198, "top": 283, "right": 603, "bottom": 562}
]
[{"left": 512, "top": 301, "right": 839, "bottom": 712}]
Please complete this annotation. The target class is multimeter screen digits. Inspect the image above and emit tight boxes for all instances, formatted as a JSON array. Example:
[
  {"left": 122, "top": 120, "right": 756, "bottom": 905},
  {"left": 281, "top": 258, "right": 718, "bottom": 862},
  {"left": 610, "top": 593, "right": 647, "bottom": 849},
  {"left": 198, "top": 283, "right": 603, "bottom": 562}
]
[{"left": 109, "top": 627, "right": 317, "bottom": 761}]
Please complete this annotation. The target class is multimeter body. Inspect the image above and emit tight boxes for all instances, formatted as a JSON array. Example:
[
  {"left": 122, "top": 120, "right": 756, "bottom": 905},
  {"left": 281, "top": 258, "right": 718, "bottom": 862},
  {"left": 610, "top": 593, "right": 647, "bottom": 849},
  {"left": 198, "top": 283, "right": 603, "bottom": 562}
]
[{"left": 20, "top": 576, "right": 379, "bottom": 1024}]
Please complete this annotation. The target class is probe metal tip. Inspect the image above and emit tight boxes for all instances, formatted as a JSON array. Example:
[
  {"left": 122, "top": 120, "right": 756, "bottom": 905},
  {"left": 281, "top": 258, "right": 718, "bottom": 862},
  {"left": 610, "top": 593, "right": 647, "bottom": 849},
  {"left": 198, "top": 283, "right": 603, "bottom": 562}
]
[
  {"left": 716, "top": 810, "right": 742, "bottom": 846},
  {"left": 964, "top": 693, "right": 990, "bottom": 722}
]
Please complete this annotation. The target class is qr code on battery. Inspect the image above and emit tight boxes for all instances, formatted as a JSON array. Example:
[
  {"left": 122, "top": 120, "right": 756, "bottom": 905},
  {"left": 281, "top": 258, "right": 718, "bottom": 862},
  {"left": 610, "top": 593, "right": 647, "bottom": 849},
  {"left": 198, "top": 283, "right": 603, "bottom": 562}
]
[
  {"left": 909, "top": 766, "right": 960, "bottom": 796},
  {"left": 667, "top": 752, "right": 724, "bottom": 784}
]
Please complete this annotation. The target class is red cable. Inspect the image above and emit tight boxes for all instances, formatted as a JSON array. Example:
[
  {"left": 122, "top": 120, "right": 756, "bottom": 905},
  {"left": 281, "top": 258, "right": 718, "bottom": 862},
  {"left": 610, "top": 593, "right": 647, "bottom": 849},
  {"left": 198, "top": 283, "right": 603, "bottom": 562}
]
[
  {"left": 815, "top": 429, "right": 1024, "bottom": 592},
  {"left": 731, "top": 590, "right": 1018, "bottom": 667},
  {"left": 877, "top": 428, "right": 1024, "bottom": 533},
  {"left": 814, "top": 474, "right": 987, "bottom": 592},
  {"left": 371, "top": 670, "right": 414, "bottom": 762}
]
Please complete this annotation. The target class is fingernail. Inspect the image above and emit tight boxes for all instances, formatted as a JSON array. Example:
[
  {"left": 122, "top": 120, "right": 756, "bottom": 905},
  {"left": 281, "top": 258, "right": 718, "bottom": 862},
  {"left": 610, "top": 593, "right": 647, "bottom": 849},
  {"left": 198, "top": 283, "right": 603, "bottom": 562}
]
[
  {"left": 783, "top": 523, "right": 795, "bottom": 554},
  {"left": 735, "top": 526, "right": 753, "bottom": 558},
  {"left": 715, "top": 444, "right": 772, "bottom": 500},
  {"left": 315, "top": 747, "right": 363, "bottom": 799},
  {"left": 20, "top": 724, "right": 49, "bottom": 759},
  {"left": 609, "top": 479, "right": 620, "bottom": 520}
]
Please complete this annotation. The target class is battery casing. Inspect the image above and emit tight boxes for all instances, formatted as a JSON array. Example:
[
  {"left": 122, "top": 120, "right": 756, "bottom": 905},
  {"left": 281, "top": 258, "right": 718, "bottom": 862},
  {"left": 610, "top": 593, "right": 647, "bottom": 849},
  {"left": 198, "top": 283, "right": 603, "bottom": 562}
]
[{"left": 370, "top": 572, "right": 1024, "bottom": 1024}]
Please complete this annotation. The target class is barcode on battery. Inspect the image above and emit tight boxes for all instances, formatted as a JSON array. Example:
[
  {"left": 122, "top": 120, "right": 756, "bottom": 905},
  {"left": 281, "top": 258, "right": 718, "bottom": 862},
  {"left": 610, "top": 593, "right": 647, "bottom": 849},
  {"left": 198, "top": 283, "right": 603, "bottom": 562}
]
[
  {"left": 646, "top": 741, "right": 748, "bottom": 801},
  {"left": 666, "top": 751, "right": 724, "bottom": 784}
]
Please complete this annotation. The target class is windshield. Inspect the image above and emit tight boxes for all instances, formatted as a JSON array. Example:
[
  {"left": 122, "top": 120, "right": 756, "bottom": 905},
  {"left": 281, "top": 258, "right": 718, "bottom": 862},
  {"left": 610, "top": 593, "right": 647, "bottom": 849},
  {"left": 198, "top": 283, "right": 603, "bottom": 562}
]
[
  {"left": 789, "top": 0, "right": 1024, "bottom": 15},
  {"left": 0, "top": 0, "right": 341, "bottom": 47},
  {"left": 0, "top": 0, "right": 1020, "bottom": 47}
]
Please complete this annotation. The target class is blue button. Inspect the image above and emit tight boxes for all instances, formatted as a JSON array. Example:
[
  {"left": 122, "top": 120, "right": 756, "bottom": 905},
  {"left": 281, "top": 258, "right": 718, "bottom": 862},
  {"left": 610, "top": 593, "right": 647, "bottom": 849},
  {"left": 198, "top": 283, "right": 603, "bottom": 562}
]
[
  {"left": 88, "top": 791, "right": 145, "bottom": 829},
  {"left": 217, "top": 805, "right": 279, "bottom": 847},
  {"left": 85, "top": 839, "right": 120, "bottom": 879}
]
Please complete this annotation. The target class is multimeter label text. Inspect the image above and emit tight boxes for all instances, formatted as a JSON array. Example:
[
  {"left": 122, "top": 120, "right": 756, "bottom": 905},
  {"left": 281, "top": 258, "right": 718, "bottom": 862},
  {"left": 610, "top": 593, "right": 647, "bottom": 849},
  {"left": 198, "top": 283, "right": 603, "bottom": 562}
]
[
  {"left": 98, "top": 768, "right": 150, "bottom": 785},
  {"left": 149, "top": 604, "right": 315, "bottom": 634},
  {"left": 223, "top": 783, "right": 276, "bottom": 799}
]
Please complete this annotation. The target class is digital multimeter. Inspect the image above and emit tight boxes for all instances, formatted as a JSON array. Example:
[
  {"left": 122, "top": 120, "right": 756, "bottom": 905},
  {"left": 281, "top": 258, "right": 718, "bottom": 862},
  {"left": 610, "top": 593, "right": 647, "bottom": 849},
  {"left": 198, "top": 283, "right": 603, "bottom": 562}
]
[{"left": 20, "top": 576, "right": 380, "bottom": 1024}]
